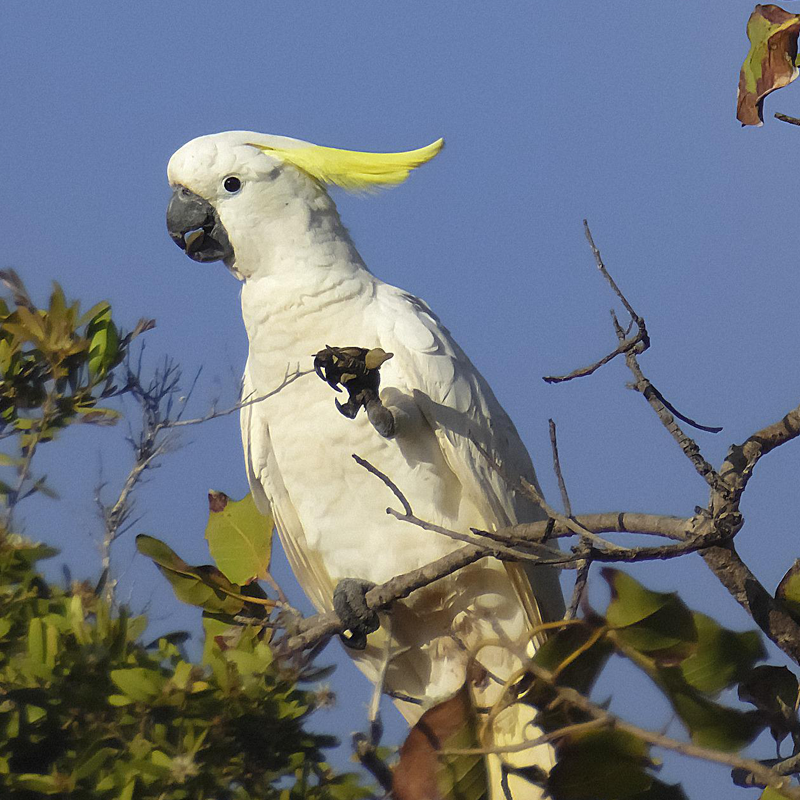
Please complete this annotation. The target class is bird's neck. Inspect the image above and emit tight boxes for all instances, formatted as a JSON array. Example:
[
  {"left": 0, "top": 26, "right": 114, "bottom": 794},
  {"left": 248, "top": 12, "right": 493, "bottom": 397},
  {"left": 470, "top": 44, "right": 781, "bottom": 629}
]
[
  {"left": 238, "top": 192, "right": 376, "bottom": 349},
  {"left": 231, "top": 189, "right": 370, "bottom": 284}
]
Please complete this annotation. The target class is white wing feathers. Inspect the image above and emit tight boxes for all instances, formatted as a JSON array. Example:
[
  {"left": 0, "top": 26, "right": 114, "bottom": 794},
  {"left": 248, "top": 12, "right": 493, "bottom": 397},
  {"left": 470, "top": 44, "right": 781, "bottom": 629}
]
[{"left": 372, "top": 285, "right": 565, "bottom": 627}]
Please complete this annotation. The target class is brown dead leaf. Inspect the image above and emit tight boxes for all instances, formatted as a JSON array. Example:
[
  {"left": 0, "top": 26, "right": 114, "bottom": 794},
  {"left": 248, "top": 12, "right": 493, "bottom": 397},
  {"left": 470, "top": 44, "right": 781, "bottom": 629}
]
[
  {"left": 737, "top": 4, "right": 800, "bottom": 126},
  {"left": 393, "top": 683, "right": 488, "bottom": 800}
]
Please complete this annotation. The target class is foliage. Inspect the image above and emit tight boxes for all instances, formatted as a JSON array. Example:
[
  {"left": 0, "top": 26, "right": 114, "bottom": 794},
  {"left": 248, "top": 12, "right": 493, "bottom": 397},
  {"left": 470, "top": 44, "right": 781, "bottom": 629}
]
[
  {"left": 516, "top": 569, "right": 775, "bottom": 799},
  {"left": 0, "top": 270, "right": 153, "bottom": 511},
  {"left": 0, "top": 276, "right": 370, "bottom": 800},
  {"left": 0, "top": 535, "right": 367, "bottom": 800},
  {"left": 386, "top": 566, "right": 791, "bottom": 800}
]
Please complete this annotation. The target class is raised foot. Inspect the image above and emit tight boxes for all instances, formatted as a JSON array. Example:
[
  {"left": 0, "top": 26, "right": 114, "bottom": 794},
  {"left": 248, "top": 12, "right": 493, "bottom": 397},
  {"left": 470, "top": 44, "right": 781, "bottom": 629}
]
[
  {"left": 333, "top": 578, "right": 380, "bottom": 650},
  {"left": 313, "top": 346, "right": 396, "bottom": 438}
]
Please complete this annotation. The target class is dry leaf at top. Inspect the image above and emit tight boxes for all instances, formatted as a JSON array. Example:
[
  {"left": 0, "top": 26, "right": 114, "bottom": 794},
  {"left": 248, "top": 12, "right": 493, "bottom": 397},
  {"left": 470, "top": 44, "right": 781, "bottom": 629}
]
[{"left": 737, "top": 4, "right": 800, "bottom": 126}]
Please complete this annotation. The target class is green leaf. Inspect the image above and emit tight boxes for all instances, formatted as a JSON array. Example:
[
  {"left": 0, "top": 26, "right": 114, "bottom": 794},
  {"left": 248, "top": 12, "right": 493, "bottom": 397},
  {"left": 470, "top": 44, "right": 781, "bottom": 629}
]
[
  {"left": 86, "top": 306, "right": 119, "bottom": 377},
  {"left": 136, "top": 534, "right": 246, "bottom": 614},
  {"left": 118, "top": 781, "right": 136, "bottom": 800},
  {"left": 548, "top": 730, "right": 652, "bottom": 800},
  {"left": 737, "top": 4, "right": 800, "bottom": 126},
  {"left": 603, "top": 569, "right": 696, "bottom": 662},
  {"left": 524, "top": 622, "right": 614, "bottom": 733},
  {"left": 27, "top": 617, "right": 45, "bottom": 665},
  {"left": 205, "top": 490, "right": 272, "bottom": 584},
  {"left": 12, "top": 773, "right": 63, "bottom": 794},
  {"left": 393, "top": 682, "right": 489, "bottom": 800},
  {"left": 603, "top": 572, "right": 765, "bottom": 751},
  {"left": 77, "top": 300, "right": 110, "bottom": 328},
  {"left": 73, "top": 747, "right": 115, "bottom": 780},
  {"left": 679, "top": 612, "right": 765, "bottom": 694},
  {"left": 110, "top": 667, "right": 167, "bottom": 702},
  {"left": 655, "top": 667, "right": 763, "bottom": 751}
]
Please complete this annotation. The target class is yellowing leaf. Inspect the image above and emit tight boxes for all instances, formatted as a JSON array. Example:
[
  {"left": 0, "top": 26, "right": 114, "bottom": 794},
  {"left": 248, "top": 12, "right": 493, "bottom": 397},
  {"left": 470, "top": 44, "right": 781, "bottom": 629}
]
[
  {"left": 205, "top": 491, "right": 272, "bottom": 584},
  {"left": 777, "top": 559, "right": 800, "bottom": 620},
  {"left": 761, "top": 786, "right": 795, "bottom": 799},
  {"left": 737, "top": 4, "right": 800, "bottom": 126}
]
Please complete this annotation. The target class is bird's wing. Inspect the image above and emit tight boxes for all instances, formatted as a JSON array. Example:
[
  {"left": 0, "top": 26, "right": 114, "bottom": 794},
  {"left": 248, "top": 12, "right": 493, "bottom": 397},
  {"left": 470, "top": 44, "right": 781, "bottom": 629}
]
[
  {"left": 373, "top": 285, "right": 565, "bottom": 627},
  {"left": 240, "top": 360, "right": 336, "bottom": 612}
]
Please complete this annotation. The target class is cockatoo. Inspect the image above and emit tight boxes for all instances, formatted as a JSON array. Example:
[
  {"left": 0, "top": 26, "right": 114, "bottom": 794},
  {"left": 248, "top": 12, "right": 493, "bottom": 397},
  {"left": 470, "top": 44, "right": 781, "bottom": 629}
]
[{"left": 166, "top": 131, "right": 564, "bottom": 798}]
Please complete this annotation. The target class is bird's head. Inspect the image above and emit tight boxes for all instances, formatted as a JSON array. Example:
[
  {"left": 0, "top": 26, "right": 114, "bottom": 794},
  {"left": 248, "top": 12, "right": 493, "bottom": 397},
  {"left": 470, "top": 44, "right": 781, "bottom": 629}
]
[{"left": 166, "top": 131, "right": 443, "bottom": 276}]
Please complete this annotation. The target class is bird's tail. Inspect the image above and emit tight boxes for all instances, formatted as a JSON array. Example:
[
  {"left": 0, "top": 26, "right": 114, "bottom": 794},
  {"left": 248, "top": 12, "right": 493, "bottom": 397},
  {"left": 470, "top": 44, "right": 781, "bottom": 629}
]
[{"left": 485, "top": 700, "right": 554, "bottom": 800}]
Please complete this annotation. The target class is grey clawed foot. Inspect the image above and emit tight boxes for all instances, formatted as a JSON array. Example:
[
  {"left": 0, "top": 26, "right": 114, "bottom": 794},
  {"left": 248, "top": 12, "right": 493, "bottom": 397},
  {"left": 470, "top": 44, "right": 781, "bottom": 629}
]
[
  {"left": 366, "top": 396, "right": 395, "bottom": 438},
  {"left": 313, "top": 346, "right": 396, "bottom": 437},
  {"left": 333, "top": 578, "right": 380, "bottom": 650}
]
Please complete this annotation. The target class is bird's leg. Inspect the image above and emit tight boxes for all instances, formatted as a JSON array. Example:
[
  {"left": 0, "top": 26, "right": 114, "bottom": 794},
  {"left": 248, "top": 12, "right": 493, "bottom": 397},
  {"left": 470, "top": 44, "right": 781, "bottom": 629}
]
[
  {"left": 313, "top": 346, "right": 396, "bottom": 437},
  {"left": 365, "top": 395, "right": 395, "bottom": 438},
  {"left": 333, "top": 578, "right": 380, "bottom": 650}
]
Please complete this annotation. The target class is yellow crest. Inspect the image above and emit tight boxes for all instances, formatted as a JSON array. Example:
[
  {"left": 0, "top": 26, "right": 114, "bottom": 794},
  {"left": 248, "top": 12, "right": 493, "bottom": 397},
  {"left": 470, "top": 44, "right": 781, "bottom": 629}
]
[{"left": 247, "top": 137, "right": 444, "bottom": 192}]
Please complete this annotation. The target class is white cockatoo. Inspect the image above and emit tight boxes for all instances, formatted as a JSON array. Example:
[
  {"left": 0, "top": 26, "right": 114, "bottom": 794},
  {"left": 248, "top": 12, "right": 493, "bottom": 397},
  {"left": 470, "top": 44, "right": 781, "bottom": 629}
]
[{"left": 166, "top": 131, "right": 564, "bottom": 798}]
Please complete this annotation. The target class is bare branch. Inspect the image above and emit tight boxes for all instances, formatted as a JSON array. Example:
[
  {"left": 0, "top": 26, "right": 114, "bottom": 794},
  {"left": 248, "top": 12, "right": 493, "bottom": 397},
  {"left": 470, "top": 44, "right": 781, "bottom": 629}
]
[
  {"left": 352, "top": 453, "right": 411, "bottom": 516},
  {"left": 162, "top": 366, "right": 309, "bottom": 430},
  {"left": 547, "top": 224, "right": 800, "bottom": 665},
  {"left": 776, "top": 112, "right": 800, "bottom": 126},
  {"left": 284, "top": 544, "right": 492, "bottom": 652},
  {"left": 543, "top": 221, "right": 649, "bottom": 384},
  {"left": 611, "top": 311, "right": 725, "bottom": 494},
  {"left": 471, "top": 435, "right": 631, "bottom": 553},
  {"left": 548, "top": 419, "right": 572, "bottom": 517},
  {"left": 565, "top": 558, "right": 591, "bottom": 620},
  {"left": 352, "top": 454, "right": 563, "bottom": 563},
  {"left": 542, "top": 335, "right": 643, "bottom": 384}
]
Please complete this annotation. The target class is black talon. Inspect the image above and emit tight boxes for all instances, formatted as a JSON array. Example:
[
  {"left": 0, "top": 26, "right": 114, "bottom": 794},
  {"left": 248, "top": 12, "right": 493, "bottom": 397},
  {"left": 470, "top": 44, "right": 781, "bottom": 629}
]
[
  {"left": 333, "top": 578, "right": 380, "bottom": 650},
  {"left": 313, "top": 346, "right": 395, "bottom": 436}
]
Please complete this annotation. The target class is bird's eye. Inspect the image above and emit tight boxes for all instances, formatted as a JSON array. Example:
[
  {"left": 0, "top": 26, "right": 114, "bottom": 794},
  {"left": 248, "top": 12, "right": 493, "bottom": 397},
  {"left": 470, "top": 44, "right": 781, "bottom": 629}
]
[{"left": 223, "top": 176, "right": 242, "bottom": 194}]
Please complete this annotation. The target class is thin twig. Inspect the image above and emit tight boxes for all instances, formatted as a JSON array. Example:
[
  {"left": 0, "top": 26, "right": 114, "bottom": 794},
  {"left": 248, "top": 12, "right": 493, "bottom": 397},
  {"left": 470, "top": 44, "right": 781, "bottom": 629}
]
[
  {"left": 443, "top": 718, "right": 608, "bottom": 756},
  {"left": 583, "top": 220, "right": 642, "bottom": 324},
  {"left": 543, "top": 336, "right": 643, "bottom": 384},
  {"left": 549, "top": 418, "right": 592, "bottom": 618},
  {"left": 565, "top": 557, "right": 591, "bottom": 620},
  {"left": 612, "top": 311, "right": 724, "bottom": 494},
  {"left": 159, "top": 367, "right": 309, "bottom": 430},
  {"left": 353, "top": 454, "right": 563, "bottom": 564},
  {"left": 548, "top": 419, "right": 572, "bottom": 517},
  {"left": 471, "top": 436, "right": 631, "bottom": 552},
  {"left": 543, "top": 221, "right": 649, "bottom": 384}
]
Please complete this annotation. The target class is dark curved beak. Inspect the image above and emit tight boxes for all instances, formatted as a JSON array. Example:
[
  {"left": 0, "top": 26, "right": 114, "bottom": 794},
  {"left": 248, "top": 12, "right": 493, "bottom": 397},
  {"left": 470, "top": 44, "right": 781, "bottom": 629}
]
[{"left": 166, "top": 187, "right": 234, "bottom": 265}]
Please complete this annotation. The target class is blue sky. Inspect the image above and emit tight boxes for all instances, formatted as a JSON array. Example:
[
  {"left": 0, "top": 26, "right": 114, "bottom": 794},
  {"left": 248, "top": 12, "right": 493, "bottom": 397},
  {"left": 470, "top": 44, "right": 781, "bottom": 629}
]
[{"left": 3, "top": 1, "right": 800, "bottom": 795}]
